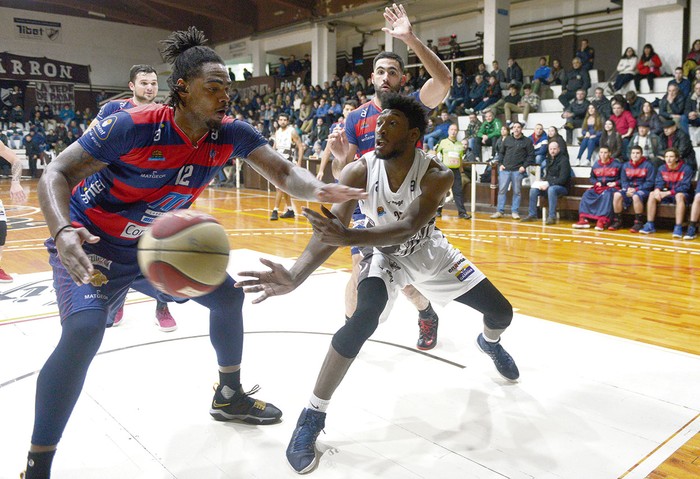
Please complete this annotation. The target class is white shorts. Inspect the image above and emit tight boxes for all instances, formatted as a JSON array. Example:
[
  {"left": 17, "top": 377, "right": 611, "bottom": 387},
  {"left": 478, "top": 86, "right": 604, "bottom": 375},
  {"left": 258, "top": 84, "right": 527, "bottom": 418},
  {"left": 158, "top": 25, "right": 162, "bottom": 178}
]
[{"left": 358, "top": 230, "right": 485, "bottom": 320}]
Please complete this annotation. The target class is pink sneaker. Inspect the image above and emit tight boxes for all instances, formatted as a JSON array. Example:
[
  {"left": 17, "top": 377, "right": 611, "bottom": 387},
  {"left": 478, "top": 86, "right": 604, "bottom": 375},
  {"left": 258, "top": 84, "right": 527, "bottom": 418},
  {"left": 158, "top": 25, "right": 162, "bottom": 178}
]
[
  {"left": 113, "top": 307, "right": 124, "bottom": 327},
  {"left": 0, "top": 268, "right": 13, "bottom": 283},
  {"left": 155, "top": 304, "right": 177, "bottom": 332}
]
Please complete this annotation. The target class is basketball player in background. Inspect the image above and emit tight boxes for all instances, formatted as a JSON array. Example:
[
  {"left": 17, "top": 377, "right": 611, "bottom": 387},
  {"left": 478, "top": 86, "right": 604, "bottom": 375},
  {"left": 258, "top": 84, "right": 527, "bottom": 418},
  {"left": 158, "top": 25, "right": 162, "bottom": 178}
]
[
  {"left": 270, "top": 112, "right": 305, "bottom": 220},
  {"left": 237, "top": 94, "right": 519, "bottom": 474},
  {"left": 316, "top": 99, "right": 357, "bottom": 180},
  {"left": 21, "top": 27, "right": 365, "bottom": 479},
  {"left": 89, "top": 64, "right": 180, "bottom": 331},
  {"left": 0, "top": 142, "right": 28, "bottom": 282},
  {"left": 328, "top": 3, "right": 451, "bottom": 350}
]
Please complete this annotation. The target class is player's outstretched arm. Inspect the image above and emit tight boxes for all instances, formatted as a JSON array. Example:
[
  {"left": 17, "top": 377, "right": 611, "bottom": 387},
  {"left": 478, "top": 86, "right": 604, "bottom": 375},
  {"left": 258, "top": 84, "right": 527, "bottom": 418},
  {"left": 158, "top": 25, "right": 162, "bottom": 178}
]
[
  {"left": 0, "top": 142, "right": 27, "bottom": 204},
  {"left": 382, "top": 3, "right": 451, "bottom": 108},
  {"left": 245, "top": 144, "right": 366, "bottom": 203},
  {"left": 38, "top": 142, "right": 104, "bottom": 284}
]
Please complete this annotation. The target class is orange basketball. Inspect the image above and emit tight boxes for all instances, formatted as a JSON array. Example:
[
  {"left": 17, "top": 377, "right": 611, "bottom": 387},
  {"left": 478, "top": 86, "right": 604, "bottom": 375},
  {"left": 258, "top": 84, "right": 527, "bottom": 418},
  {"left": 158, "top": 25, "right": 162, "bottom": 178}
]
[{"left": 137, "top": 210, "right": 230, "bottom": 298}]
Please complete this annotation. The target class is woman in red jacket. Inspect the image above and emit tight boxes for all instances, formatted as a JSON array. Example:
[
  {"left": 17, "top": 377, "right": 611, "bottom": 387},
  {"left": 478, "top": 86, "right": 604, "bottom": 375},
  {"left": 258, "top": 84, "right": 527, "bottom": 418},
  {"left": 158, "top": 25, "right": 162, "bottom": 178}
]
[{"left": 634, "top": 44, "right": 662, "bottom": 93}]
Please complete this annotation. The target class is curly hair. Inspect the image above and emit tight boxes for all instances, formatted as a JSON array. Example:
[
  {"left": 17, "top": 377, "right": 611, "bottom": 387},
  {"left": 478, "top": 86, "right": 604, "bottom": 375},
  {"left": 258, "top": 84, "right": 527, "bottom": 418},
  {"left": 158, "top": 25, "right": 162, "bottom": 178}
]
[
  {"left": 159, "top": 27, "right": 223, "bottom": 108},
  {"left": 380, "top": 92, "right": 428, "bottom": 139}
]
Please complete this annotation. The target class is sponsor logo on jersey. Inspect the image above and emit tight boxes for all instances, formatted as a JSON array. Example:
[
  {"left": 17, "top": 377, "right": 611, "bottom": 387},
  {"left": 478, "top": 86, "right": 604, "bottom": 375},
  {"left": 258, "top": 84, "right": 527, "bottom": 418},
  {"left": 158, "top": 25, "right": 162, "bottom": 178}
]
[
  {"left": 120, "top": 222, "right": 147, "bottom": 239},
  {"left": 455, "top": 265, "right": 475, "bottom": 282},
  {"left": 377, "top": 206, "right": 386, "bottom": 217},
  {"left": 80, "top": 179, "right": 106, "bottom": 204},
  {"left": 140, "top": 170, "right": 167, "bottom": 179},
  {"left": 89, "top": 270, "right": 109, "bottom": 287},
  {"left": 94, "top": 116, "right": 117, "bottom": 140},
  {"left": 84, "top": 292, "right": 108, "bottom": 300},
  {"left": 447, "top": 257, "right": 466, "bottom": 273},
  {"left": 88, "top": 254, "right": 112, "bottom": 270},
  {"left": 148, "top": 150, "right": 165, "bottom": 161},
  {"left": 148, "top": 192, "right": 192, "bottom": 211}
]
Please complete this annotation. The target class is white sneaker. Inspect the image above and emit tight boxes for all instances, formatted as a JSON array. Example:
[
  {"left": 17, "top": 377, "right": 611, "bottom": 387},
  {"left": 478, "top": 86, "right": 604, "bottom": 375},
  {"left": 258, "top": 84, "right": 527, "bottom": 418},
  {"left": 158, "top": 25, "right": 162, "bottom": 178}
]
[
  {"left": 490, "top": 212, "right": 503, "bottom": 219},
  {"left": 511, "top": 213, "right": 521, "bottom": 220}
]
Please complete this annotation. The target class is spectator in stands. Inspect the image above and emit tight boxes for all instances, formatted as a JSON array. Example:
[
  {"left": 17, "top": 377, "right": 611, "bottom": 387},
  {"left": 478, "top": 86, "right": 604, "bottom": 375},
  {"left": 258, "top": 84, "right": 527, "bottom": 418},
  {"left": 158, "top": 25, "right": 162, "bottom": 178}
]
[
  {"left": 24, "top": 133, "right": 41, "bottom": 178},
  {"left": 575, "top": 38, "right": 595, "bottom": 72},
  {"left": 609, "top": 101, "right": 636, "bottom": 160},
  {"left": 684, "top": 182, "right": 700, "bottom": 240},
  {"left": 491, "top": 124, "right": 510, "bottom": 164},
  {"left": 0, "top": 107, "right": 9, "bottom": 130},
  {"left": 350, "top": 71, "right": 366, "bottom": 91},
  {"left": 504, "top": 83, "right": 539, "bottom": 123},
  {"left": 634, "top": 44, "right": 662, "bottom": 93},
  {"left": 490, "top": 61, "right": 506, "bottom": 85},
  {"left": 491, "top": 122, "right": 534, "bottom": 220},
  {"left": 8, "top": 85, "right": 23, "bottom": 108},
  {"left": 435, "top": 123, "right": 470, "bottom": 219},
  {"left": 628, "top": 121, "right": 663, "bottom": 166},
  {"left": 547, "top": 125, "right": 568, "bottom": 158},
  {"left": 669, "top": 67, "right": 691, "bottom": 98},
  {"left": 625, "top": 91, "right": 645, "bottom": 118},
  {"left": 590, "top": 87, "right": 612, "bottom": 119},
  {"left": 506, "top": 58, "right": 523, "bottom": 86},
  {"left": 58, "top": 104, "right": 75, "bottom": 125},
  {"left": 288, "top": 55, "right": 302, "bottom": 76},
  {"left": 638, "top": 101, "right": 663, "bottom": 136},
  {"left": 611, "top": 145, "right": 656, "bottom": 232},
  {"left": 532, "top": 57, "right": 551, "bottom": 95},
  {"left": 658, "top": 83, "right": 689, "bottom": 133},
  {"left": 683, "top": 81, "right": 700, "bottom": 134},
  {"left": 475, "top": 75, "right": 502, "bottom": 113},
  {"left": 415, "top": 65, "right": 430, "bottom": 89},
  {"left": 473, "top": 109, "right": 502, "bottom": 162},
  {"left": 243, "top": 68, "right": 252, "bottom": 80},
  {"left": 572, "top": 145, "right": 622, "bottom": 230},
  {"left": 659, "top": 118, "right": 697, "bottom": 172},
  {"left": 463, "top": 112, "right": 482, "bottom": 160},
  {"left": 446, "top": 73, "right": 469, "bottom": 114},
  {"left": 308, "top": 117, "right": 329, "bottom": 152},
  {"left": 575, "top": 104, "right": 604, "bottom": 166},
  {"left": 492, "top": 83, "right": 520, "bottom": 117},
  {"left": 426, "top": 39, "right": 442, "bottom": 60},
  {"left": 465, "top": 74, "right": 486, "bottom": 111},
  {"left": 314, "top": 97, "right": 330, "bottom": 121},
  {"left": 683, "top": 39, "right": 700, "bottom": 78},
  {"left": 424, "top": 111, "right": 452, "bottom": 151},
  {"left": 600, "top": 119, "right": 623, "bottom": 160},
  {"left": 612, "top": 47, "right": 637, "bottom": 93},
  {"left": 640, "top": 148, "right": 693, "bottom": 237},
  {"left": 521, "top": 141, "right": 572, "bottom": 224},
  {"left": 559, "top": 57, "right": 591, "bottom": 108},
  {"left": 530, "top": 123, "right": 548, "bottom": 168},
  {"left": 562, "top": 89, "right": 590, "bottom": 144},
  {"left": 11, "top": 105, "right": 25, "bottom": 128},
  {"left": 549, "top": 58, "right": 566, "bottom": 86},
  {"left": 94, "top": 89, "right": 107, "bottom": 106}
]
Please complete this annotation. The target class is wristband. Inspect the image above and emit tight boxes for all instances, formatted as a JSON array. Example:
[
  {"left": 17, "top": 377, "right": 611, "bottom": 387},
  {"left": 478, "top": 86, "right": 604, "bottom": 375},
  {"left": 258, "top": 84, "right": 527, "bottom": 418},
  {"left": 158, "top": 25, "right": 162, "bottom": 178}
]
[{"left": 53, "top": 224, "right": 75, "bottom": 241}]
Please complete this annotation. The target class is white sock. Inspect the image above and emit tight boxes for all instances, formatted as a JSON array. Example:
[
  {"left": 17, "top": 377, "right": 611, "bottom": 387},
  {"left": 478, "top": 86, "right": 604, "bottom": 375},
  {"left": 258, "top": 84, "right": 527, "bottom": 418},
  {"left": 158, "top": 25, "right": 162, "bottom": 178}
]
[
  {"left": 307, "top": 394, "right": 330, "bottom": 413},
  {"left": 482, "top": 334, "right": 499, "bottom": 343}
]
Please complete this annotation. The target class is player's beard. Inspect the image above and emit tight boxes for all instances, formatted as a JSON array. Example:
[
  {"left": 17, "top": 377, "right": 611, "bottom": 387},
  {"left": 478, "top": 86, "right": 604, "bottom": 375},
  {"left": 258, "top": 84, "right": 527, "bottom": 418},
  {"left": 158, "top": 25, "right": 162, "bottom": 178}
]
[{"left": 206, "top": 118, "right": 222, "bottom": 131}]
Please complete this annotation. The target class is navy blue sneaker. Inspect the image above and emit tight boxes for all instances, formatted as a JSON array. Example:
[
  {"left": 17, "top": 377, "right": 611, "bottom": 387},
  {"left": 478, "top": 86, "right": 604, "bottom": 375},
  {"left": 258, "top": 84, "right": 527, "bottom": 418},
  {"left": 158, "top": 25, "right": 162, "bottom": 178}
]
[
  {"left": 672, "top": 225, "right": 683, "bottom": 239},
  {"left": 209, "top": 384, "right": 282, "bottom": 424},
  {"left": 476, "top": 334, "right": 520, "bottom": 381},
  {"left": 417, "top": 312, "right": 439, "bottom": 350},
  {"left": 286, "top": 408, "right": 326, "bottom": 474}
]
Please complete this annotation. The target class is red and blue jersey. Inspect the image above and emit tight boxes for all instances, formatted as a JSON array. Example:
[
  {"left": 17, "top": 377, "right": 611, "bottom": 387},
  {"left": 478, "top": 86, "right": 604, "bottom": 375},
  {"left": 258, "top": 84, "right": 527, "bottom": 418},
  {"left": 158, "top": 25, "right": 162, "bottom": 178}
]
[
  {"left": 75, "top": 103, "right": 267, "bottom": 246},
  {"left": 590, "top": 159, "right": 622, "bottom": 188},
  {"left": 95, "top": 98, "right": 138, "bottom": 122},
  {"left": 621, "top": 158, "right": 655, "bottom": 192},
  {"left": 655, "top": 161, "right": 693, "bottom": 195},
  {"left": 345, "top": 91, "right": 423, "bottom": 157}
]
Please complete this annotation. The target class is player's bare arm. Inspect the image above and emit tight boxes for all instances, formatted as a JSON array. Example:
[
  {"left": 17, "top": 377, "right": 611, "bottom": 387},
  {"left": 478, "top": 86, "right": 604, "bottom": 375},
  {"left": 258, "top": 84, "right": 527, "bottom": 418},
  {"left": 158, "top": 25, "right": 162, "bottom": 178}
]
[
  {"left": 292, "top": 130, "right": 305, "bottom": 167},
  {"left": 38, "top": 142, "right": 105, "bottom": 284},
  {"left": 236, "top": 159, "right": 367, "bottom": 303},
  {"left": 383, "top": 3, "right": 451, "bottom": 108},
  {"left": 309, "top": 158, "right": 451, "bottom": 248},
  {"left": 244, "top": 144, "right": 366, "bottom": 203},
  {"left": 0, "top": 142, "right": 27, "bottom": 204}
]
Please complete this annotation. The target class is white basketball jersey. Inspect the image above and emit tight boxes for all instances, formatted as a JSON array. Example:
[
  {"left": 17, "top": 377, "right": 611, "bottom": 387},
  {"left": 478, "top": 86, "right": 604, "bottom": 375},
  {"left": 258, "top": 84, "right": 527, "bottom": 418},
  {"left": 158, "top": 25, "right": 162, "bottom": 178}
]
[
  {"left": 359, "top": 149, "right": 437, "bottom": 257},
  {"left": 274, "top": 127, "right": 294, "bottom": 153}
]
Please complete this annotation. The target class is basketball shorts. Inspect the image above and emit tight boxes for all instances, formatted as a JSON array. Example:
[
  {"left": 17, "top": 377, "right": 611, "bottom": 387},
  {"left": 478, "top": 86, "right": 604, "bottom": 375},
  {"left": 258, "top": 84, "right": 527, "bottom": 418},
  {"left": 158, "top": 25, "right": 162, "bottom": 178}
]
[
  {"left": 357, "top": 230, "right": 485, "bottom": 321},
  {"left": 350, "top": 204, "right": 367, "bottom": 256},
  {"left": 661, "top": 192, "right": 690, "bottom": 205},
  {"left": 622, "top": 189, "right": 649, "bottom": 208}
]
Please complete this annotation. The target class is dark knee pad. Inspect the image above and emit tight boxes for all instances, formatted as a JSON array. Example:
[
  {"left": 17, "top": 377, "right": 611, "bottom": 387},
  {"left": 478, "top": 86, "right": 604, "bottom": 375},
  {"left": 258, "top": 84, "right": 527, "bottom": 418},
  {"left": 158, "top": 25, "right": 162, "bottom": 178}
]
[{"left": 331, "top": 277, "right": 388, "bottom": 358}]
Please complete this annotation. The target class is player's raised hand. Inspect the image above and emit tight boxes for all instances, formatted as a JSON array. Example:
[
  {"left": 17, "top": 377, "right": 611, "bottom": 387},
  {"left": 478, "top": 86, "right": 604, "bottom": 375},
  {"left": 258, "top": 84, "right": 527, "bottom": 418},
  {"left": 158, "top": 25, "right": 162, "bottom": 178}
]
[
  {"left": 236, "top": 258, "right": 296, "bottom": 303},
  {"left": 10, "top": 182, "right": 27, "bottom": 204},
  {"left": 382, "top": 3, "right": 412, "bottom": 41},
  {"left": 314, "top": 183, "right": 366, "bottom": 203},
  {"left": 55, "top": 227, "right": 100, "bottom": 285},
  {"left": 328, "top": 125, "right": 349, "bottom": 163},
  {"left": 303, "top": 206, "right": 348, "bottom": 246}
]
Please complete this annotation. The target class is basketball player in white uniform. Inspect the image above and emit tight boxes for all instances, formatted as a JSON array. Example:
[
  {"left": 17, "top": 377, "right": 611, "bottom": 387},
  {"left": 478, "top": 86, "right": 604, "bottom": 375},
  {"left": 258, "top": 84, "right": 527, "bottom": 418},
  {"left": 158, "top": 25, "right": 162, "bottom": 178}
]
[
  {"left": 237, "top": 93, "right": 520, "bottom": 474},
  {"left": 270, "top": 113, "right": 305, "bottom": 220},
  {"left": 0, "top": 142, "right": 28, "bottom": 282}
]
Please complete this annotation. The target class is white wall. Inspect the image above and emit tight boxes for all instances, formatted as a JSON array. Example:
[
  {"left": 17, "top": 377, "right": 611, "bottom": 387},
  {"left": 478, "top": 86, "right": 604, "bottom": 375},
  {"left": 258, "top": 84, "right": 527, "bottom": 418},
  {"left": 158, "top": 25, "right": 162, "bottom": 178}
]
[{"left": 0, "top": 7, "right": 170, "bottom": 88}]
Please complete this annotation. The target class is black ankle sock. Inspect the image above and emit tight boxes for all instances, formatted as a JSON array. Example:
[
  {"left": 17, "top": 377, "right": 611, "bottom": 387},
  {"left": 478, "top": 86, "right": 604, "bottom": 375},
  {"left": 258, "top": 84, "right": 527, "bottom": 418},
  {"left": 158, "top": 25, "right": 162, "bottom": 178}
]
[
  {"left": 156, "top": 300, "right": 167, "bottom": 311},
  {"left": 634, "top": 214, "right": 643, "bottom": 222},
  {"left": 25, "top": 450, "right": 56, "bottom": 479},
  {"left": 219, "top": 370, "right": 241, "bottom": 391},
  {"left": 418, "top": 303, "right": 437, "bottom": 319}
]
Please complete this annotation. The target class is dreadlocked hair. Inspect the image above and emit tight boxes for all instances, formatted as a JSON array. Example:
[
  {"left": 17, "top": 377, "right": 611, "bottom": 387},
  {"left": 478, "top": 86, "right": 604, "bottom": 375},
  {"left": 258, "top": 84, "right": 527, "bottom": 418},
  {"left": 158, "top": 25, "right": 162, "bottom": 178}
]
[{"left": 159, "top": 26, "right": 224, "bottom": 108}]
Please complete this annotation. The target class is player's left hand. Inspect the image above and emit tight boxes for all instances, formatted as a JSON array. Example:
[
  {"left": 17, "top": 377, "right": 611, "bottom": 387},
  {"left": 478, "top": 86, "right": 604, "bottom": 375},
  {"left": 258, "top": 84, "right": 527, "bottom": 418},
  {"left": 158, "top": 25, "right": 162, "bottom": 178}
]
[
  {"left": 10, "top": 182, "right": 27, "bottom": 204},
  {"left": 382, "top": 3, "right": 412, "bottom": 40},
  {"left": 236, "top": 258, "right": 296, "bottom": 304},
  {"left": 314, "top": 183, "right": 367, "bottom": 203},
  {"left": 303, "top": 205, "right": 348, "bottom": 246}
]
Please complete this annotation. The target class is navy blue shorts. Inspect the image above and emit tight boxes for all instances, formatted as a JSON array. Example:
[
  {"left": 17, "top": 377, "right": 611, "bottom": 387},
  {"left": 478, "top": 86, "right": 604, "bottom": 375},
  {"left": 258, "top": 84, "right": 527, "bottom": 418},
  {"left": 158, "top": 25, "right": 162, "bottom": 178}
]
[
  {"left": 622, "top": 190, "right": 649, "bottom": 208},
  {"left": 350, "top": 204, "right": 367, "bottom": 256}
]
